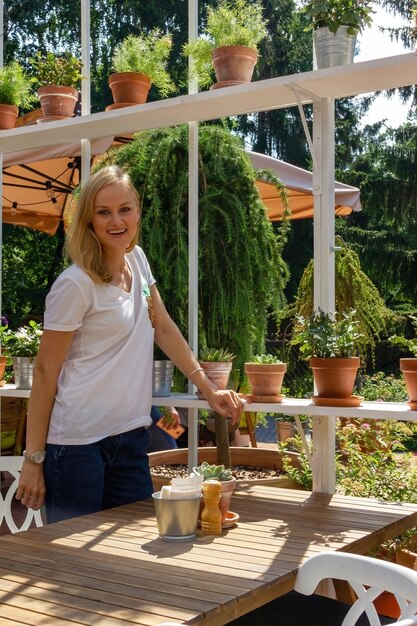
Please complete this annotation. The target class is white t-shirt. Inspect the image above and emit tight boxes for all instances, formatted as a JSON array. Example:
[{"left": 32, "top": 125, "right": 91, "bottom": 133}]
[{"left": 44, "top": 246, "right": 155, "bottom": 445}]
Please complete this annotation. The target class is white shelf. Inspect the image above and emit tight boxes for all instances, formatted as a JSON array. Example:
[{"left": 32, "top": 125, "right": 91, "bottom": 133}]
[
  {"left": 3, "top": 386, "right": 416, "bottom": 422},
  {"left": 153, "top": 393, "right": 417, "bottom": 422},
  {"left": 0, "top": 53, "right": 416, "bottom": 154}
]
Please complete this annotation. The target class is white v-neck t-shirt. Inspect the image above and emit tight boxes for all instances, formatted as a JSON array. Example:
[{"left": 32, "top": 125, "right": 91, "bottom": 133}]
[{"left": 44, "top": 246, "right": 155, "bottom": 445}]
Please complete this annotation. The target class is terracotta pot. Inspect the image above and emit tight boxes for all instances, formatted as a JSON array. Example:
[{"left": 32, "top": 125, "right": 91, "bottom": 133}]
[
  {"left": 400, "top": 358, "right": 417, "bottom": 409},
  {"left": 310, "top": 357, "right": 360, "bottom": 398},
  {"left": 210, "top": 45, "right": 258, "bottom": 89},
  {"left": 396, "top": 547, "right": 417, "bottom": 570},
  {"left": 108, "top": 72, "right": 151, "bottom": 105},
  {"left": 37, "top": 85, "right": 78, "bottom": 118},
  {"left": 0, "top": 104, "right": 18, "bottom": 130},
  {"left": 197, "top": 361, "right": 233, "bottom": 398},
  {"left": 148, "top": 446, "right": 302, "bottom": 493},
  {"left": 0, "top": 356, "right": 6, "bottom": 386},
  {"left": 244, "top": 362, "right": 287, "bottom": 401}
]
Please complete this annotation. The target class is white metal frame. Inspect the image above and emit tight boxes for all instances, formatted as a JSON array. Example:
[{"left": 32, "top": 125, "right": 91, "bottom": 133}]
[{"left": 0, "top": 0, "right": 416, "bottom": 494}]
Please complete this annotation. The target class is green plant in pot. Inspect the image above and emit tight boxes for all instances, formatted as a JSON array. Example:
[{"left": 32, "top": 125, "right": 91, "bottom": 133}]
[
  {"left": 1, "top": 320, "right": 43, "bottom": 390},
  {"left": 291, "top": 308, "right": 363, "bottom": 406},
  {"left": 244, "top": 353, "right": 286, "bottom": 402},
  {"left": 192, "top": 461, "right": 236, "bottom": 526},
  {"left": 183, "top": 0, "right": 268, "bottom": 89},
  {"left": 30, "top": 51, "right": 83, "bottom": 119},
  {"left": 389, "top": 315, "right": 417, "bottom": 410},
  {"left": 0, "top": 61, "right": 36, "bottom": 130},
  {"left": 301, "top": 0, "right": 374, "bottom": 68},
  {"left": 109, "top": 29, "right": 176, "bottom": 107}
]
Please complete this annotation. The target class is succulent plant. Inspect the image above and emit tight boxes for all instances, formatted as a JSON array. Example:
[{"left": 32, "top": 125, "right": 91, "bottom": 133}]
[
  {"left": 249, "top": 353, "right": 283, "bottom": 364},
  {"left": 199, "top": 347, "right": 235, "bottom": 362},
  {"left": 192, "top": 461, "right": 234, "bottom": 482}
]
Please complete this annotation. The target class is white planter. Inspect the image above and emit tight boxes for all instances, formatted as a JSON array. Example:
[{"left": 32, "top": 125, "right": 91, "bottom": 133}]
[{"left": 313, "top": 26, "right": 356, "bottom": 69}]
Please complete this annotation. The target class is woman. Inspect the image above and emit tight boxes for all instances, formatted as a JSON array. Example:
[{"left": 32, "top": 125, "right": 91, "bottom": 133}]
[{"left": 16, "top": 165, "right": 244, "bottom": 523}]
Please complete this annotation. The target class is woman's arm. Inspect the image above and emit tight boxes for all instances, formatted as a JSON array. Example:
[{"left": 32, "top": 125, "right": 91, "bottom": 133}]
[
  {"left": 16, "top": 329, "right": 74, "bottom": 511},
  {"left": 151, "top": 284, "right": 245, "bottom": 424}
]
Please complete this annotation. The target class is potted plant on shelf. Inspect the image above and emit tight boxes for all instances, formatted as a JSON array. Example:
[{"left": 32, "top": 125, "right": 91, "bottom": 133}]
[
  {"left": 108, "top": 29, "right": 176, "bottom": 109},
  {"left": 197, "top": 347, "right": 235, "bottom": 394},
  {"left": 244, "top": 353, "right": 286, "bottom": 402},
  {"left": 183, "top": 0, "right": 268, "bottom": 90},
  {"left": 301, "top": 0, "right": 374, "bottom": 68},
  {"left": 389, "top": 315, "right": 417, "bottom": 410},
  {"left": 0, "top": 61, "right": 36, "bottom": 130},
  {"left": 30, "top": 51, "right": 83, "bottom": 120},
  {"left": 291, "top": 308, "right": 363, "bottom": 406},
  {"left": 1, "top": 320, "right": 43, "bottom": 389}
]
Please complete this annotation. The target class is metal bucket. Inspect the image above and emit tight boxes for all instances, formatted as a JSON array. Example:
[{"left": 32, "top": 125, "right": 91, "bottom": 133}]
[
  {"left": 152, "top": 360, "right": 174, "bottom": 397},
  {"left": 152, "top": 492, "right": 201, "bottom": 541},
  {"left": 12, "top": 356, "right": 36, "bottom": 389},
  {"left": 313, "top": 26, "right": 356, "bottom": 69}
]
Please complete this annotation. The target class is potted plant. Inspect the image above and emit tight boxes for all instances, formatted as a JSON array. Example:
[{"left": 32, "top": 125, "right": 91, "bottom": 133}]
[
  {"left": 1, "top": 320, "right": 43, "bottom": 389},
  {"left": 244, "top": 353, "right": 286, "bottom": 402},
  {"left": 30, "top": 51, "right": 83, "bottom": 119},
  {"left": 183, "top": 0, "right": 268, "bottom": 90},
  {"left": 192, "top": 461, "right": 237, "bottom": 527},
  {"left": 301, "top": 0, "right": 374, "bottom": 68},
  {"left": 197, "top": 347, "right": 235, "bottom": 395},
  {"left": 108, "top": 29, "right": 176, "bottom": 108},
  {"left": 291, "top": 308, "right": 363, "bottom": 406},
  {"left": 389, "top": 316, "right": 417, "bottom": 410},
  {"left": 0, "top": 61, "right": 35, "bottom": 130}
]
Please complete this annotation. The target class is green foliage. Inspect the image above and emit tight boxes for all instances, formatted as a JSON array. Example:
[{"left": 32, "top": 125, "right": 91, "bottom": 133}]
[
  {"left": 192, "top": 461, "right": 234, "bottom": 481},
  {"left": 355, "top": 371, "right": 407, "bottom": 403},
  {"left": 0, "top": 61, "right": 35, "bottom": 108},
  {"left": 199, "top": 347, "right": 235, "bottom": 362},
  {"left": 301, "top": 0, "right": 374, "bottom": 34},
  {"left": 292, "top": 237, "right": 393, "bottom": 365},
  {"left": 111, "top": 30, "right": 176, "bottom": 98},
  {"left": 291, "top": 308, "right": 362, "bottom": 359},
  {"left": 1, "top": 320, "right": 43, "bottom": 357},
  {"left": 183, "top": 0, "right": 268, "bottom": 88},
  {"left": 389, "top": 315, "right": 417, "bottom": 357},
  {"left": 280, "top": 419, "right": 417, "bottom": 501},
  {"left": 30, "top": 51, "right": 84, "bottom": 88},
  {"left": 248, "top": 353, "right": 284, "bottom": 364},
  {"left": 99, "top": 124, "right": 289, "bottom": 377}
]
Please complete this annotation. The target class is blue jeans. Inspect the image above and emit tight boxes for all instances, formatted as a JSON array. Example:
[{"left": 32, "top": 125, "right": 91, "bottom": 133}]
[{"left": 44, "top": 426, "right": 153, "bottom": 523}]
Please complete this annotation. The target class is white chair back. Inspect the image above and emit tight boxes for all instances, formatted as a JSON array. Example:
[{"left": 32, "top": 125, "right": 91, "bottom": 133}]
[
  {"left": 294, "top": 551, "right": 417, "bottom": 626},
  {"left": 0, "top": 456, "right": 43, "bottom": 533}
]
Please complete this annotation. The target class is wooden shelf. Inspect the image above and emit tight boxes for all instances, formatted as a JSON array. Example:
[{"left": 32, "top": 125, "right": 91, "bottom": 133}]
[{"left": 0, "top": 53, "right": 416, "bottom": 154}]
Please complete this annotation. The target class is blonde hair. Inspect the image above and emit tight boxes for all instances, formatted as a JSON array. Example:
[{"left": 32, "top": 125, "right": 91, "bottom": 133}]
[{"left": 65, "top": 165, "right": 140, "bottom": 283}]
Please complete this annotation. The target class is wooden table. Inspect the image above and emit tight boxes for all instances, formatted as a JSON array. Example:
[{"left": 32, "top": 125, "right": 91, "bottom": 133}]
[{"left": 0, "top": 486, "right": 417, "bottom": 626}]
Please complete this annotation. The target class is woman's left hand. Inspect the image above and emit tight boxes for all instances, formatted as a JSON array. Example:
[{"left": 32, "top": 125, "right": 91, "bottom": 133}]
[{"left": 205, "top": 389, "right": 248, "bottom": 425}]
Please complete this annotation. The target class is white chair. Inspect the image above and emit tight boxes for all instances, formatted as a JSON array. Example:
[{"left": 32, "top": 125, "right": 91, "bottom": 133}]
[
  {"left": 226, "top": 551, "right": 417, "bottom": 626},
  {"left": 0, "top": 456, "right": 43, "bottom": 533},
  {"left": 294, "top": 552, "right": 417, "bottom": 626}
]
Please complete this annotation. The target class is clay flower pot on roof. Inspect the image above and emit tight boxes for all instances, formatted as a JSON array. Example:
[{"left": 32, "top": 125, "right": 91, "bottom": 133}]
[
  {"left": 108, "top": 30, "right": 175, "bottom": 109},
  {"left": 30, "top": 52, "right": 83, "bottom": 121},
  {"left": 183, "top": 0, "right": 267, "bottom": 90},
  {"left": 0, "top": 62, "right": 35, "bottom": 130}
]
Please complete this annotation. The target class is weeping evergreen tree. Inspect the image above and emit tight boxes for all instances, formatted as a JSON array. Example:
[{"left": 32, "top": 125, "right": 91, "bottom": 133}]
[
  {"left": 293, "top": 237, "right": 394, "bottom": 366},
  {"left": 101, "top": 124, "right": 290, "bottom": 379}
]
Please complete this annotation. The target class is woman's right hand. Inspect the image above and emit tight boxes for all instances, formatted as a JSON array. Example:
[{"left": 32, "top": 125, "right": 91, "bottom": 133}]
[{"left": 16, "top": 461, "right": 46, "bottom": 511}]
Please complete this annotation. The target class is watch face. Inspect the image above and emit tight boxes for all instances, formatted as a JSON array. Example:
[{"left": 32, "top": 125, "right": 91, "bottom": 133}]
[
  {"left": 32, "top": 451, "right": 45, "bottom": 463},
  {"left": 25, "top": 450, "right": 46, "bottom": 463}
]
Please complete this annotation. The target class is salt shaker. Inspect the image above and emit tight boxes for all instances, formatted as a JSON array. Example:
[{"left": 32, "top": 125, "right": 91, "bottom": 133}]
[{"left": 201, "top": 480, "right": 222, "bottom": 535}]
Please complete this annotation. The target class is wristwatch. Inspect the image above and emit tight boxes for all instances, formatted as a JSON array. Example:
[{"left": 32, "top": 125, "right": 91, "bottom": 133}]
[{"left": 23, "top": 450, "right": 46, "bottom": 464}]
